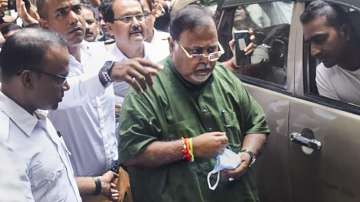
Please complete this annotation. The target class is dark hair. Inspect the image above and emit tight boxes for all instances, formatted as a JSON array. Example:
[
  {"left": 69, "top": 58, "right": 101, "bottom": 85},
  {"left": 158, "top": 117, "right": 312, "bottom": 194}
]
[
  {"left": 100, "top": 0, "right": 142, "bottom": 23},
  {"left": 300, "top": 0, "right": 349, "bottom": 30},
  {"left": 141, "top": 0, "right": 154, "bottom": 11},
  {"left": 81, "top": 4, "right": 97, "bottom": 20},
  {"left": 35, "top": 0, "right": 49, "bottom": 18},
  {"left": 0, "top": 23, "right": 21, "bottom": 36},
  {"left": 169, "top": 5, "right": 214, "bottom": 41},
  {"left": 0, "top": 28, "right": 67, "bottom": 80}
]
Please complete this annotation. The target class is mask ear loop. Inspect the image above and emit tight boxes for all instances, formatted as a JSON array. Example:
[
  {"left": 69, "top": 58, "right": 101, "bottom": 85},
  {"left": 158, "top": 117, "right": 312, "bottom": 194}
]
[{"left": 207, "top": 170, "right": 220, "bottom": 190}]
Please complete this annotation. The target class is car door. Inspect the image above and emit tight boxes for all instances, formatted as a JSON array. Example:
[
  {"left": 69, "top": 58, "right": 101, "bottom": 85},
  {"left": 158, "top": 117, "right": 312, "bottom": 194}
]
[
  {"left": 217, "top": 1, "right": 296, "bottom": 201},
  {"left": 289, "top": 0, "right": 360, "bottom": 201},
  {"left": 217, "top": 0, "right": 360, "bottom": 202}
]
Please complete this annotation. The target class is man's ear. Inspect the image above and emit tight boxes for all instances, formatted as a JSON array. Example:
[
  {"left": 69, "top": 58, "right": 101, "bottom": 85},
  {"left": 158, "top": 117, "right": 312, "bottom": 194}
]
[
  {"left": 20, "top": 70, "right": 34, "bottom": 89},
  {"left": 107, "top": 23, "right": 114, "bottom": 35},
  {"left": 168, "top": 37, "right": 175, "bottom": 54},
  {"left": 39, "top": 18, "right": 49, "bottom": 29},
  {"left": 339, "top": 24, "right": 351, "bottom": 41}
]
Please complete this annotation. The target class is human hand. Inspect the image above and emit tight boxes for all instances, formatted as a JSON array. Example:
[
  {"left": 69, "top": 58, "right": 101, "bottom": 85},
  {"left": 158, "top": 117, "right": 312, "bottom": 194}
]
[
  {"left": 100, "top": 171, "right": 118, "bottom": 200},
  {"left": 229, "top": 29, "right": 256, "bottom": 56},
  {"left": 16, "top": 0, "right": 39, "bottom": 25},
  {"left": 109, "top": 181, "right": 120, "bottom": 202},
  {"left": 110, "top": 58, "right": 162, "bottom": 92},
  {"left": 192, "top": 132, "right": 228, "bottom": 158},
  {"left": 0, "top": 0, "right": 8, "bottom": 13},
  {"left": 110, "top": 167, "right": 131, "bottom": 202},
  {"left": 222, "top": 151, "right": 251, "bottom": 180}
]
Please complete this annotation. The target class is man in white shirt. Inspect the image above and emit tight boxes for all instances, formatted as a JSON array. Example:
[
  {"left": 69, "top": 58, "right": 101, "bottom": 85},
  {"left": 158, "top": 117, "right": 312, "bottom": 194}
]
[
  {"left": 81, "top": 5, "right": 100, "bottom": 42},
  {"left": 0, "top": 28, "right": 81, "bottom": 202},
  {"left": 301, "top": 0, "right": 360, "bottom": 105},
  {"left": 0, "top": 143, "right": 26, "bottom": 202},
  {"left": 34, "top": 0, "right": 161, "bottom": 200},
  {"left": 100, "top": 0, "right": 167, "bottom": 104},
  {"left": 141, "top": 0, "right": 170, "bottom": 61}
]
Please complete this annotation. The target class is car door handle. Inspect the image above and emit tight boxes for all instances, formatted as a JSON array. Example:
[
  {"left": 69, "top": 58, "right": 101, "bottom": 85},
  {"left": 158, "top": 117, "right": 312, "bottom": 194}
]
[{"left": 289, "top": 132, "right": 322, "bottom": 151}]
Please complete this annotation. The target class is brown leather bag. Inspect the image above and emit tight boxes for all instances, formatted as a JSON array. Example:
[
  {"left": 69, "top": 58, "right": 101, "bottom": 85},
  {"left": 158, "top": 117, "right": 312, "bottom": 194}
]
[
  {"left": 116, "top": 167, "right": 133, "bottom": 202},
  {"left": 82, "top": 167, "right": 133, "bottom": 202}
]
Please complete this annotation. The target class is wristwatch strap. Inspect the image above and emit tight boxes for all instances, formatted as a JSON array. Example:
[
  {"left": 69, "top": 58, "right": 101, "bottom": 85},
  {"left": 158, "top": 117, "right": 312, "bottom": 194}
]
[
  {"left": 240, "top": 149, "right": 256, "bottom": 167},
  {"left": 98, "top": 61, "right": 114, "bottom": 87}
]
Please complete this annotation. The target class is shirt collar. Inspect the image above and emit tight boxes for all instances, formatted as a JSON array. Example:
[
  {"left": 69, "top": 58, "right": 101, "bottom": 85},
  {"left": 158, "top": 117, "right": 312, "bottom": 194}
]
[
  {"left": 165, "top": 57, "right": 213, "bottom": 90},
  {"left": 110, "top": 42, "right": 152, "bottom": 61},
  {"left": 0, "top": 91, "right": 44, "bottom": 137},
  {"left": 152, "top": 29, "right": 169, "bottom": 42}
]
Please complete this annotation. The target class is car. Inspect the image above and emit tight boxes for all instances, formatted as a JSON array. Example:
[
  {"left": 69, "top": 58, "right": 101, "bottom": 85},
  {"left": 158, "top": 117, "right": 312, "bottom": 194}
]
[{"left": 216, "top": 0, "right": 360, "bottom": 202}]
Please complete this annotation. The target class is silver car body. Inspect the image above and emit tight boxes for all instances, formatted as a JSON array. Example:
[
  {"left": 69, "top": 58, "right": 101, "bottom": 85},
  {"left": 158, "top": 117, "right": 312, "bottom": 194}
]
[{"left": 216, "top": 0, "right": 360, "bottom": 201}]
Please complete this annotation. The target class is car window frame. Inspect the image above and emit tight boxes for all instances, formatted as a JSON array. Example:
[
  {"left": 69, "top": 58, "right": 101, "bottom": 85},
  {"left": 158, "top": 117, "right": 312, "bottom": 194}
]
[
  {"left": 217, "top": 0, "right": 296, "bottom": 94},
  {"left": 300, "top": 0, "right": 360, "bottom": 115}
]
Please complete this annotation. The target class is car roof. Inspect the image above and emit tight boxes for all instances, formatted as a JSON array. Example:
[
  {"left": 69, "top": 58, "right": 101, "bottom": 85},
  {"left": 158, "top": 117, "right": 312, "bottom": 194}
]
[{"left": 220, "top": 0, "right": 360, "bottom": 10}]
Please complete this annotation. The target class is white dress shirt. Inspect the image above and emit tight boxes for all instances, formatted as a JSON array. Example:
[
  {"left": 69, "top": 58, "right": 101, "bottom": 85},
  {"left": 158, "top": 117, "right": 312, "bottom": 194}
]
[
  {"left": 109, "top": 41, "right": 161, "bottom": 104},
  {"left": 48, "top": 41, "right": 118, "bottom": 177},
  {"left": 0, "top": 92, "right": 81, "bottom": 202},
  {"left": 150, "top": 29, "right": 170, "bottom": 62}
]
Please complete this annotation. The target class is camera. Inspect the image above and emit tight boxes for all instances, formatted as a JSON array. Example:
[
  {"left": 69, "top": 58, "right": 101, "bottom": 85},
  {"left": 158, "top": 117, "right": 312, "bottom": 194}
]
[
  {"left": 7, "top": 0, "right": 31, "bottom": 11},
  {"left": 233, "top": 30, "right": 251, "bottom": 66}
]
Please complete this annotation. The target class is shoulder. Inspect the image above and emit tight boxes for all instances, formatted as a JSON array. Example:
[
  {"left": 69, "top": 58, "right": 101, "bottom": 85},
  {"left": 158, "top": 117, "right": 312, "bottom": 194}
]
[
  {"left": 154, "top": 29, "right": 170, "bottom": 40},
  {"left": 213, "top": 63, "right": 244, "bottom": 87},
  {"left": 0, "top": 110, "right": 10, "bottom": 142},
  {"left": 123, "top": 58, "right": 173, "bottom": 107},
  {"left": 82, "top": 41, "right": 112, "bottom": 60}
]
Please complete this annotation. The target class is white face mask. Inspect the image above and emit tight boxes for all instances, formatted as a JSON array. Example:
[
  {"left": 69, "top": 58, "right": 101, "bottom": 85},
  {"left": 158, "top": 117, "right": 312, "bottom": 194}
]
[{"left": 207, "top": 148, "right": 241, "bottom": 190}]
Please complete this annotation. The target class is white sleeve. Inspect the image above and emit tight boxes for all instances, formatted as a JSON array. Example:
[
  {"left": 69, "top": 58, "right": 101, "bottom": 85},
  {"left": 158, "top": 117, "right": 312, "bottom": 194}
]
[
  {"left": 57, "top": 73, "right": 106, "bottom": 109},
  {"left": 316, "top": 64, "right": 339, "bottom": 100}
]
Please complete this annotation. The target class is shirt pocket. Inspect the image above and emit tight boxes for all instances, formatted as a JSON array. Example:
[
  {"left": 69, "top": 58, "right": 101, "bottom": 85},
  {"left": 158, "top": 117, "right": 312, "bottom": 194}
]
[{"left": 29, "top": 157, "right": 65, "bottom": 190}]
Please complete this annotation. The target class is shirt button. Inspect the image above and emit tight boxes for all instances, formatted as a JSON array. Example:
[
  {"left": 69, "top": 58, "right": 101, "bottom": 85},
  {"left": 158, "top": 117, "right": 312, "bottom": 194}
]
[{"left": 201, "top": 108, "right": 208, "bottom": 113}]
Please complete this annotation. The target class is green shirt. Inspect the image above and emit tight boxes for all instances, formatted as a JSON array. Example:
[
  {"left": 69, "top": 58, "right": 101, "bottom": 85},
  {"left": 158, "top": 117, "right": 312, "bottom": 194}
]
[{"left": 118, "top": 57, "right": 270, "bottom": 202}]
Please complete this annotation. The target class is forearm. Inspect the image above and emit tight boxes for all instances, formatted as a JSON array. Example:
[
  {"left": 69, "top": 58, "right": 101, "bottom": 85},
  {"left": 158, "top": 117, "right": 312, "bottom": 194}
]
[
  {"left": 76, "top": 177, "right": 97, "bottom": 195},
  {"left": 124, "top": 140, "right": 184, "bottom": 168},
  {"left": 241, "top": 133, "right": 267, "bottom": 155}
]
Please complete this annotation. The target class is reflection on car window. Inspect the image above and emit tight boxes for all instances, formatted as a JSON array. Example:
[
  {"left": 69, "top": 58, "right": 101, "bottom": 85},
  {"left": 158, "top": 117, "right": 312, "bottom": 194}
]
[
  {"left": 304, "top": 2, "right": 360, "bottom": 107},
  {"left": 228, "top": 1, "right": 293, "bottom": 87}
]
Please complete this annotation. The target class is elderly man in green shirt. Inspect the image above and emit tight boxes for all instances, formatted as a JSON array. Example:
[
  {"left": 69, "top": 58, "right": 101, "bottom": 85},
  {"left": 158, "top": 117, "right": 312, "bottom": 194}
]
[{"left": 118, "top": 5, "right": 270, "bottom": 202}]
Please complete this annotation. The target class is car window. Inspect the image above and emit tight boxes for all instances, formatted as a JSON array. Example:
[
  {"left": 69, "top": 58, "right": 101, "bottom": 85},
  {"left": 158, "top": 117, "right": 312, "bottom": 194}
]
[
  {"left": 230, "top": 1, "right": 294, "bottom": 88},
  {"left": 303, "top": 2, "right": 360, "bottom": 109}
]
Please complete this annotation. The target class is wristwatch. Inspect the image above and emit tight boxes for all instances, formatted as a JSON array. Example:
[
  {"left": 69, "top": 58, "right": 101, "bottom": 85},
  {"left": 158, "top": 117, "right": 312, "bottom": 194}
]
[
  {"left": 240, "top": 149, "right": 256, "bottom": 167},
  {"left": 98, "top": 61, "right": 114, "bottom": 87}
]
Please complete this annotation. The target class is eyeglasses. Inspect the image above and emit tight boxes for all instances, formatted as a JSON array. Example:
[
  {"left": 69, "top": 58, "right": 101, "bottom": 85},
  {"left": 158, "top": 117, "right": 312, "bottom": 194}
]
[
  {"left": 177, "top": 41, "right": 224, "bottom": 62},
  {"left": 143, "top": 11, "right": 151, "bottom": 18},
  {"left": 32, "top": 69, "right": 69, "bottom": 85},
  {"left": 113, "top": 14, "right": 146, "bottom": 23}
]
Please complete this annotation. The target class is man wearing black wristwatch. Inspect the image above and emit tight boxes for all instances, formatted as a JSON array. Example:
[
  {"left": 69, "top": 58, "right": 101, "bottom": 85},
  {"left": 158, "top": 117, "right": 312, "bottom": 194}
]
[{"left": 22, "top": 0, "right": 162, "bottom": 201}]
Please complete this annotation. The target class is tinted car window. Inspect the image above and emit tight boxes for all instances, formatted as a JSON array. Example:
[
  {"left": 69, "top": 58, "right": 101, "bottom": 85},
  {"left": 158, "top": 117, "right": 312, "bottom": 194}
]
[
  {"left": 304, "top": 3, "right": 360, "bottom": 109},
  {"left": 230, "top": 1, "right": 294, "bottom": 87}
]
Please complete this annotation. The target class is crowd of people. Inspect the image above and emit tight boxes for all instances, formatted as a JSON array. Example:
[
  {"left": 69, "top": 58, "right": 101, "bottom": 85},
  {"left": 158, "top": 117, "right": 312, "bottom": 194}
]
[{"left": 0, "top": 0, "right": 358, "bottom": 202}]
